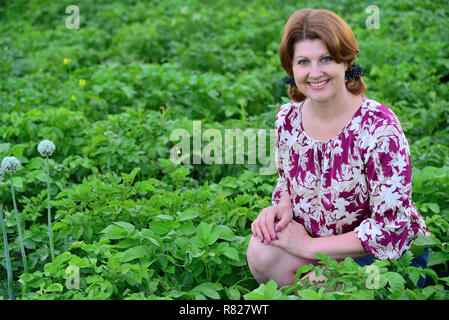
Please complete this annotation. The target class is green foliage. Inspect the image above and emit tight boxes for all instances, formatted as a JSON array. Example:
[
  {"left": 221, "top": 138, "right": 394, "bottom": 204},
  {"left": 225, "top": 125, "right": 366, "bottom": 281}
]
[{"left": 1, "top": 0, "right": 449, "bottom": 300}]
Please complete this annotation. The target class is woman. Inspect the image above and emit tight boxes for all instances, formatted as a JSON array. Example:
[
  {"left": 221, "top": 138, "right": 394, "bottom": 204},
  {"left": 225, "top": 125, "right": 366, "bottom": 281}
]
[{"left": 246, "top": 8, "right": 431, "bottom": 288}]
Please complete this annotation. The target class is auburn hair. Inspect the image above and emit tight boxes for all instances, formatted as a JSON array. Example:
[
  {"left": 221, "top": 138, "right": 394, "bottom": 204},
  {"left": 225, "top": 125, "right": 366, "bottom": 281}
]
[{"left": 279, "top": 8, "right": 367, "bottom": 102}]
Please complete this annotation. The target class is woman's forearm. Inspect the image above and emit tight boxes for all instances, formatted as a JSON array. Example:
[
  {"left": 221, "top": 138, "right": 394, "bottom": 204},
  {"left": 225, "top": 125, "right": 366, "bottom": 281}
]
[
  {"left": 278, "top": 191, "right": 291, "bottom": 209},
  {"left": 304, "top": 230, "right": 368, "bottom": 260}
]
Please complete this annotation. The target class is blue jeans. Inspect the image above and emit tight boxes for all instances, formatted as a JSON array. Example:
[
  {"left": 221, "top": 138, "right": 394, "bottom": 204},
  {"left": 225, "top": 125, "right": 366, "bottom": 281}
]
[{"left": 354, "top": 246, "right": 430, "bottom": 288}]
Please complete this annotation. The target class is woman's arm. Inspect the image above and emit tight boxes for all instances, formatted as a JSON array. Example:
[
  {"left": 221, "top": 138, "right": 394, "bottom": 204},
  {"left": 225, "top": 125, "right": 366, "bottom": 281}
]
[
  {"left": 304, "top": 230, "right": 368, "bottom": 260},
  {"left": 277, "top": 191, "right": 292, "bottom": 210},
  {"left": 270, "top": 220, "right": 368, "bottom": 260}
]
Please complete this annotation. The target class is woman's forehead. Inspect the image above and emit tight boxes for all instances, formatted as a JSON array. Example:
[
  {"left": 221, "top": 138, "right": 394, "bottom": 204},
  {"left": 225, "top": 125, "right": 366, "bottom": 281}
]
[{"left": 293, "top": 39, "right": 329, "bottom": 58}]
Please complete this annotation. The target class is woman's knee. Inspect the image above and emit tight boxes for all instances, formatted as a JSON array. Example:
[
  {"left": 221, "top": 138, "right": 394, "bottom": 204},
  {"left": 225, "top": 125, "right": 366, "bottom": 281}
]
[{"left": 247, "top": 235, "right": 282, "bottom": 270}]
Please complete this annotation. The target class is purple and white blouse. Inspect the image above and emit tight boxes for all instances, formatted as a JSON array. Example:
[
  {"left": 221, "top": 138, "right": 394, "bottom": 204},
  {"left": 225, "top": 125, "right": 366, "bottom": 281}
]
[{"left": 272, "top": 96, "right": 430, "bottom": 260}]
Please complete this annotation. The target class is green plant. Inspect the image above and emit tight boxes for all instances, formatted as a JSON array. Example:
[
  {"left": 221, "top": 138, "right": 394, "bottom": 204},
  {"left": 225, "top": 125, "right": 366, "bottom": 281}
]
[
  {"left": 1, "top": 156, "right": 28, "bottom": 274},
  {"left": 0, "top": 200, "right": 15, "bottom": 300},
  {"left": 37, "top": 139, "right": 56, "bottom": 261}
]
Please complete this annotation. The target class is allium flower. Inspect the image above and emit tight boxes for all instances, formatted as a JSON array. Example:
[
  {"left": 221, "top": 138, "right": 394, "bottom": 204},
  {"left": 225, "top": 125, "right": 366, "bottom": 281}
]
[
  {"left": 1, "top": 157, "right": 20, "bottom": 174},
  {"left": 3, "top": 155, "right": 28, "bottom": 273},
  {"left": 38, "top": 140, "right": 57, "bottom": 261},
  {"left": 38, "top": 140, "right": 56, "bottom": 157}
]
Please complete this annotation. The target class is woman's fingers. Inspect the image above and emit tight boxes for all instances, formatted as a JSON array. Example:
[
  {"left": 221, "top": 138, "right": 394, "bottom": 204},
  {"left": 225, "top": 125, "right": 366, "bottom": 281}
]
[
  {"left": 275, "top": 212, "right": 291, "bottom": 232},
  {"left": 252, "top": 220, "right": 263, "bottom": 242},
  {"left": 259, "top": 208, "right": 277, "bottom": 243},
  {"left": 253, "top": 206, "right": 291, "bottom": 243},
  {"left": 274, "top": 206, "right": 293, "bottom": 232}
]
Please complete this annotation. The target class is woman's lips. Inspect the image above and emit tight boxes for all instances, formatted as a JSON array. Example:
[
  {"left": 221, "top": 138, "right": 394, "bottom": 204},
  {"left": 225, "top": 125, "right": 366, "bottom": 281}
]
[{"left": 307, "top": 79, "right": 330, "bottom": 90}]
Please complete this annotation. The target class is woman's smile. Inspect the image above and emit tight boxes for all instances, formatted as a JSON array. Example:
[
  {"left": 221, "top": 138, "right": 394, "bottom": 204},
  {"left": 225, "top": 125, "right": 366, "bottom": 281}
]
[{"left": 307, "top": 79, "right": 330, "bottom": 90}]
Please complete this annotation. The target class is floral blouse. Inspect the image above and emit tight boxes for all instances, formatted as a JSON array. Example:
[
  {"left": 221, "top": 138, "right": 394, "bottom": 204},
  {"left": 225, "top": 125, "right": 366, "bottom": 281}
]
[{"left": 272, "top": 96, "right": 430, "bottom": 260}]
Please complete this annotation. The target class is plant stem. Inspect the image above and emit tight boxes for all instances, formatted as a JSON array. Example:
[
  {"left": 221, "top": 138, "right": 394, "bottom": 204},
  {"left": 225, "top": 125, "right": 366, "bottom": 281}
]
[
  {"left": 0, "top": 205, "right": 15, "bottom": 300},
  {"left": 46, "top": 156, "right": 55, "bottom": 261},
  {"left": 10, "top": 175, "right": 28, "bottom": 273}
]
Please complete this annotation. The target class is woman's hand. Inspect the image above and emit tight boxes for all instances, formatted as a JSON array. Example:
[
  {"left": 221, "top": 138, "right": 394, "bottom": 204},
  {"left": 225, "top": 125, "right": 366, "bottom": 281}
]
[
  {"left": 269, "top": 219, "right": 313, "bottom": 258},
  {"left": 251, "top": 204, "right": 293, "bottom": 243}
]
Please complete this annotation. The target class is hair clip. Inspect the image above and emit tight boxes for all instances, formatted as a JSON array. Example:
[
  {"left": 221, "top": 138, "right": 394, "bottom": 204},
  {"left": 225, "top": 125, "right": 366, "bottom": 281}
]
[
  {"left": 283, "top": 76, "right": 297, "bottom": 87},
  {"left": 345, "top": 64, "right": 364, "bottom": 81}
]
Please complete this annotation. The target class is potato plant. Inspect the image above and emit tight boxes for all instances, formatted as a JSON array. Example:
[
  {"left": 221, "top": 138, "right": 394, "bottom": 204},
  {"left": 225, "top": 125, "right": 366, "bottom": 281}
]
[{"left": 1, "top": 0, "right": 448, "bottom": 300}]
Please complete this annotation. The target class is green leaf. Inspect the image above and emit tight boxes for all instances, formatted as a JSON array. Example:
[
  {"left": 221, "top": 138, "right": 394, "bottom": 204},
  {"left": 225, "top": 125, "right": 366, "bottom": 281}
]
[
  {"left": 123, "top": 246, "right": 147, "bottom": 262},
  {"left": 194, "top": 222, "right": 218, "bottom": 246},
  {"left": 422, "top": 286, "right": 438, "bottom": 299},
  {"left": 45, "top": 283, "right": 64, "bottom": 293},
  {"left": 427, "top": 251, "right": 449, "bottom": 266},
  {"left": 117, "top": 238, "right": 140, "bottom": 249},
  {"left": 350, "top": 289, "right": 374, "bottom": 300},
  {"left": 413, "top": 235, "right": 441, "bottom": 247},
  {"left": 439, "top": 276, "right": 449, "bottom": 286},
  {"left": 121, "top": 167, "right": 140, "bottom": 185},
  {"left": 294, "top": 264, "right": 314, "bottom": 282},
  {"left": 422, "top": 268, "right": 439, "bottom": 284},
  {"left": 10, "top": 144, "right": 27, "bottom": 157},
  {"left": 140, "top": 229, "right": 161, "bottom": 247},
  {"left": 192, "top": 282, "right": 221, "bottom": 299},
  {"left": 226, "top": 287, "right": 241, "bottom": 300},
  {"left": 149, "top": 220, "right": 170, "bottom": 235},
  {"left": 386, "top": 272, "right": 405, "bottom": 292},
  {"left": 20, "top": 272, "right": 45, "bottom": 288},
  {"left": 426, "top": 203, "right": 440, "bottom": 214},
  {"left": 12, "top": 176, "right": 24, "bottom": 189},
  {"left": 177, "top": 208, "right": 200, "bottom": 221},
  {"left": 243, "top": 291, "right": 266, "bottom": 300},
  {"left": 215, "top": 225, "right": 236, "bottom": 241},
  {"left": 0, "top": 143, "right": 10, "bottom": 155},
  {"left": 243, "top": 280, "right": 272, "bottom": 300},
  {"left": 264, "top": 279, "right": 279, "bottom": 299},
  {"left": 113, "top": 221, "right": 135, "bottom": 234},
  {"left": 222, "top": 246, "right": 239, "bottom": 261},
  {"left": 100, "top": 224, "right": 128, "bottom": 239},
  {"left": 406, "top": 267, "right": 421, "bottom": 287},
  {"left": 297, "top": 289, "right": 322, "bottom": 300},
  {"left": 399, "top": 251, "right": 414, "bottom": 267}
]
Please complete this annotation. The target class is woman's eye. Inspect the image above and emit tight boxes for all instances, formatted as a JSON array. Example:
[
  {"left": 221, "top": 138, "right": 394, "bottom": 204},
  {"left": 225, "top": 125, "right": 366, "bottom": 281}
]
[{"left": 297, "top": 56, "right": 332, "bottom": 65}]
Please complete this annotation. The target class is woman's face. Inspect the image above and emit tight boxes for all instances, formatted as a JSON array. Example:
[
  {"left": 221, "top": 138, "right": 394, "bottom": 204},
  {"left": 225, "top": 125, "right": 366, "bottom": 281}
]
[{"left": 292, "top": 39, "right": 348, "bottom": 103}]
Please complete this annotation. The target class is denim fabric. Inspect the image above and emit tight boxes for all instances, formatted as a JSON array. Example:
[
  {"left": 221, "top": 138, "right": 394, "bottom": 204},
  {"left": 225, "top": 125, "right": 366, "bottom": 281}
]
[{"left": 354, "top": 246, "right": 430, "bottom": 288}]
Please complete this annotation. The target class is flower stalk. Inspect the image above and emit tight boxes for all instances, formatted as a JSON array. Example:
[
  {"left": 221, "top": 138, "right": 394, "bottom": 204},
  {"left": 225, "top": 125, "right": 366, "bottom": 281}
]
[
  {"left": 10, "top": 174, "right": 29, "bottom": 274},
  {"left": 45, "top": 156, "right": 55, "bottom": 261},
  {"left": 38, "top": 140, "right": 56, "bottom": 261},
  {"left": 1, "top": 157, "right": 28, "bottom": 274},
  {"left": 0, "top": 203, "right": 15, "bottom": 299}
]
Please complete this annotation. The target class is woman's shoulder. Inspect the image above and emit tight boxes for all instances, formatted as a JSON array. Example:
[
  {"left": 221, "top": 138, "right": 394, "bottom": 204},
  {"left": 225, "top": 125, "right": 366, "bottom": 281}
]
[
  {"left": 274, "top": 100, "right": 303, "bottom": 131},
  {"left": 361, "top": 97, "right": 405, "bottom": 134}
]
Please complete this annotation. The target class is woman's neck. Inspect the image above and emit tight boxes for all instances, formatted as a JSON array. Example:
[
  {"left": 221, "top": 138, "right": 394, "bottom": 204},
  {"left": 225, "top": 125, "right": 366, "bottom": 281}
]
[{"left": 305, "top": 91, "right": 363, "bottom": 124}]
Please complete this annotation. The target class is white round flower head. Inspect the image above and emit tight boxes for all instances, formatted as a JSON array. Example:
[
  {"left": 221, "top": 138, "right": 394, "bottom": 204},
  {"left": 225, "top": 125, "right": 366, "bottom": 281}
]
[
  {"left": 38, "top": 140, "right": 56, "bottom": 157},
  {"left": 0, "top": 168, "right": 3, "bottom": 182},
  {"left": 1, "top": 156, "right": 20, "bottom": 174}
]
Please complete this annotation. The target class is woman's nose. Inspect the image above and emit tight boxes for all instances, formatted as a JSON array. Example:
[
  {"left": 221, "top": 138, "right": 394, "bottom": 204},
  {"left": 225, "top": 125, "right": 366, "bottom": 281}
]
[{"left": 308, "top": 63, "right": 324, "bottom": 79}]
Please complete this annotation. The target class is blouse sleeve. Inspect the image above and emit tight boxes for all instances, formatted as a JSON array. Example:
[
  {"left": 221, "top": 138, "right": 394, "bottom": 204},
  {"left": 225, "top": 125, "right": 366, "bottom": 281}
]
[
  {"left": 354, "top": 120, "right": 419, "bottom": 260},
  {"left": 271, "top": 108, "right": 289, "bottom": 206}
]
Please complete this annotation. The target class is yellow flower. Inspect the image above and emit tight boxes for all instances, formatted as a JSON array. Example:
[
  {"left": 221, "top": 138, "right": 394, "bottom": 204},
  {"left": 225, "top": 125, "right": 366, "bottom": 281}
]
[
  {"left": 71, "top": 95, "right": 77, "bottom": 101},
  {"left": 63, "top": 58, "right": 71, "bottom": 65},
  {"left": 79, "top": 79, "right": 86, "bottom": 86}
]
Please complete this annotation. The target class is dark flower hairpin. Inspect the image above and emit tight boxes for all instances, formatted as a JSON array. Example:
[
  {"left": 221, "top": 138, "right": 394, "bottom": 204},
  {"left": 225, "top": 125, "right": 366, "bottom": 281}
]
[
  {"left": 345, "top": 63, "right": 364, "bottom": 81},
  {"left": 283, "top": 76, "right": 297, "bottom": 87}
]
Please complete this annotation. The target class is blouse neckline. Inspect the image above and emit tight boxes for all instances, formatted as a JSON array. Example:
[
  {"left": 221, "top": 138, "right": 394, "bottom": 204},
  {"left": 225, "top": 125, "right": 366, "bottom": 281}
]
[{"left": 298, "top": 96, "right": 367, "bottom": 144}]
